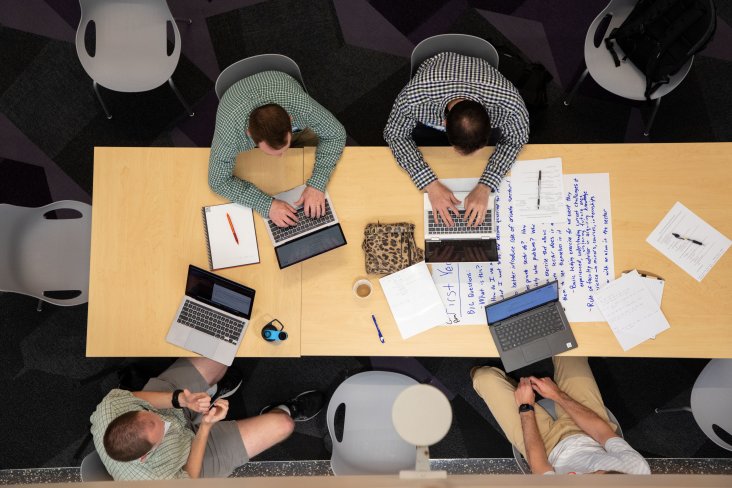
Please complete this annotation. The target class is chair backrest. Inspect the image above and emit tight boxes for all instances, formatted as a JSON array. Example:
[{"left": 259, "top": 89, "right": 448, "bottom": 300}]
[
  {"left": 0, "top": 201, "right": 92, "bottom": 306},
  {"left": 690, "top": 359, "right": 732, "bottom": 451},
  {"left": 512, "top": 398, "right": 624, "bottom": 474},
  {"left": 75, "top": 0, "right": 180, "bottom": 92},
  {"left": 410, "top": 34, "right": 499, "bottom": 78},
  {"left": 582, "top": 0, "right": 693, "bottom": 101},
  {"left": 215, "top": 54, "right": 307, "bottom": 100},
  {"left": 80, "top": 450, "right": 113, "bottom": 482},
  {"left": 326, "top": 371, "right": 418, "bottom": 475}
]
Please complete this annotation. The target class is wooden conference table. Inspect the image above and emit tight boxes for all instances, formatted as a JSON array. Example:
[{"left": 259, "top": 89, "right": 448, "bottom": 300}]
[{"left": 88, "top": 143, "right": 732, "bottom": 359}]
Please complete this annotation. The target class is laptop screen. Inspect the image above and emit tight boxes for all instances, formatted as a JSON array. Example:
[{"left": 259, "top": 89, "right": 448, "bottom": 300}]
[
  {"left": 485, "top": 281, "right": 558, "bottom": 325},
  {"left": 275, "top": 224, "right": 347, "bottom": 268},
  {"left": 185, "top": 265, "right": 255, "bottom": 319}
]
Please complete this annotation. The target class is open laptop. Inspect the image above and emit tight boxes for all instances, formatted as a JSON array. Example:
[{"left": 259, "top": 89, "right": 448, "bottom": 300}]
[
  {"left": 424, "top": 191, "right": 498, "bottom": 263},
  {"left": 264, "top": 184, "right": 347, "bottom": 269},
  {"left": 485, "top": 281, "right": 577, "bottom": 372},
  {"left": 166, "top": 265, "right": 255, "bottom": 366}
]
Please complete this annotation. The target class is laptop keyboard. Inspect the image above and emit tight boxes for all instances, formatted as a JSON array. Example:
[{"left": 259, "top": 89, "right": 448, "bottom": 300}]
[
  {"left": 428, "top": 209, "right": 493, "bottom": 234},
  {"left": 178, "top": 300, "right": 244, "bottom": 345},
  {"left": 268, "top": 201, "right": 335, "bottom": 244},
  {"left": 494, "top": 306, "right": 564, "bottom": 351}
]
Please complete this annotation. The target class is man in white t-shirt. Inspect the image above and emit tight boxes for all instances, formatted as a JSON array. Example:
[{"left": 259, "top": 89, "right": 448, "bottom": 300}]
[{"left": 472, "top": 357, "right": 651, "bottom": 475}]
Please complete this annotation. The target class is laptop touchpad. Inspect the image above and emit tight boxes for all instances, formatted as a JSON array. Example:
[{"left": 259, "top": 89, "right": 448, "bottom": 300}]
[
  {"left": 185, "top": 331, "right": 218, "bottom": 358},
  {"left": 522, "top": 340, "right": 552, "bottom": 364}
]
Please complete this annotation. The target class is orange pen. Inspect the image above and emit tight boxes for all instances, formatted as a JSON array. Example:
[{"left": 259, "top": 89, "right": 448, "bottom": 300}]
[{"left": 226, "top": 212, "right": 239, "bottom": 245}]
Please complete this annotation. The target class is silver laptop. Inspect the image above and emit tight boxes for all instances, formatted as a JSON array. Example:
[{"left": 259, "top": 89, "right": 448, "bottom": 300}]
[
  {"left": 485, "top": 281, "right": 577, "bottom": 372},
  {"left": 264, "top": 184, "right": 347, "bottom": 269},
  {"left": 166, "top": 265, "right": 255, "bottom": 366},
  {"left": 424, "top": 192, "right": 498, "bottom": 262}
]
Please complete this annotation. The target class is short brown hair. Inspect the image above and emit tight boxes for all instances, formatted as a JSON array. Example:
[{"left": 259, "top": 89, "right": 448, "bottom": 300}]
[
  {"left": 248, "top": 103, "right": 292, "bottom": 149},
  {"left": 103, "top": 411, "right": 155, "bottom": 462},
  {"left": 445, "top": 100, "right": 491, "bottom": 155}
]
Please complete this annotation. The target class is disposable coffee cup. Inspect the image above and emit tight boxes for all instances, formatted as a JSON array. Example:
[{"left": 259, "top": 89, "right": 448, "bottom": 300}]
[{"left": 352, "top": 279, "right": 373, "bottom": 299}]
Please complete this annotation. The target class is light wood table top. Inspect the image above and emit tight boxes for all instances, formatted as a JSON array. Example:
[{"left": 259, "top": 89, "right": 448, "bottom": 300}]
[
  {"left": 87, "top": 147, "right": 304, "bottom": 357},
  {"left": 301, "top": 144, "right": 732, "bottom": 358}
]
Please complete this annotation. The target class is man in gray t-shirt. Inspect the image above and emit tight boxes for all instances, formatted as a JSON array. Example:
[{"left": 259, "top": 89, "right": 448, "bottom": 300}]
[{"left": 473, "top": 357, "right": 650, "bottom": 475}]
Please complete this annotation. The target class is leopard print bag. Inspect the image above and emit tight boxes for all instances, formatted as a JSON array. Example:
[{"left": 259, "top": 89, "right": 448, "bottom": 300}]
[{"left": 362, "top": 222, "right": 425, "bottom": 275}]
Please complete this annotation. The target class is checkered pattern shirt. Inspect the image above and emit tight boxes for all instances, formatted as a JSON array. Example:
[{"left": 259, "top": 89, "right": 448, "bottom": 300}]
[
  {"left": 384, "top": 52, "right": 529, "bottom": 191},
  {"left": 90, "top": 389, "right": 194, "bottom": 480},
  {"left": 209, "top": 71, "right": 346, "bottom": 217}
]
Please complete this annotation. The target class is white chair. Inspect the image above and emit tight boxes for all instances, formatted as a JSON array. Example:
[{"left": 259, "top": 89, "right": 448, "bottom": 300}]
[
  {"left": 0, "top": 201, "right": 91, "bottom": 310},
  {"left": 75, "top": 0, "right": 194, "bottom": 119},
  {"left": 656, "top": 359, "right": 732, "bottom": 451},
  {"left": 214, "top": 54, "right": 307, "bottom": 101},
  {"left": 511, "top": 398, "right": 624, "bottom": 474},
  {"left": 80, "top": 450, "right": 113, "bottom": 482},
  {"left": 326, "top": 371, "right": 418, "bottom": 475},
  {"left": 410, "top": 33, "right": 499, "bottom": 78},
  {"left": 563, "top": 0, "right": 694, "bottom": 136}
]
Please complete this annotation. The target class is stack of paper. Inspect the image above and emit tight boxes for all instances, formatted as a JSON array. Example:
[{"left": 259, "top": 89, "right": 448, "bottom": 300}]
[
  {"left": 510, "top": 157, "right": 565, "bottom": 224},
  {"left": 380, "top": 262, "right": 448, "bottom": 339},
  {"left": 595, "top": 270, "right": 670, "bottom": 351}
]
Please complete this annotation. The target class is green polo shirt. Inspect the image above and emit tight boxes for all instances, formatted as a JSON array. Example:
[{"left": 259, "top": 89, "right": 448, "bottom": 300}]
[
  {"left": 89, "top": 389, "right": 195, "bottom": 480},
  {"left": 209, "top": 71, "right": 346, "bottom": 217}
]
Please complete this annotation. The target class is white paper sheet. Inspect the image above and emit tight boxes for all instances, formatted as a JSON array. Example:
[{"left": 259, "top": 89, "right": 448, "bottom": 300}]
[
  {"left": 596, "top": 270, "right": 670, "bottom": 351},
  {"left": 646, "top": 202, "right": 731, "bottom": 282},
  {"left": 380, "top": 261, "right": 448, "bottom": 339},
  {"left": 431, "top": 173, "right": 615, "bottom": 324},
  {"left": 204, "top": 203, "right": 259, "bottom": 270},
  {"left": 511, "top": 157, "right": 564, "bottom": 224}
]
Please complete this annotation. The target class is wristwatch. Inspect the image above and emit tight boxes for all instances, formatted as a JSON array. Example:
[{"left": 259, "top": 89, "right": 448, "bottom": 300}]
[
  {"left": 172, "top": 389, "right": 183, "bottom": 409},
  {"left": 518, "top": 403, "right": 535, "bottom": 414}
]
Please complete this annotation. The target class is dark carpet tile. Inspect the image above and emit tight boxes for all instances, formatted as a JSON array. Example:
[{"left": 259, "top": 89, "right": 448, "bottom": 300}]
[
  {"left": 467, "top": 0, "right": 525, "bottom": 15},
  {"left": 336, "top": 63, "right": 411, "bottom": 145},
  {"left": 0, "top": 26, "right": 50, "bottom": 96},
  {"left": 687, "top": 55, "right": 732, "bottom": 142},
  {"left": 0, "top": 159, "right": 52, "bottom": 206},
  {"left": 369, "top": 0, "right": 453, "bottom": 36},
  {"left": 206, "top": 0, "right": 344, "bottom": 72},
  {"left": 42, "top": 0, "right": 81, "bottom": 29}
]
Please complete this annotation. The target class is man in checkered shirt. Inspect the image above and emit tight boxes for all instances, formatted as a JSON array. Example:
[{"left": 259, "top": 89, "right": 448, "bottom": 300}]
[
  {"left": 384, "top": 51, "right": 529, "bottom": 227},
  {"left": 209, "top": 71, "right": 346, "bottom": 228}
]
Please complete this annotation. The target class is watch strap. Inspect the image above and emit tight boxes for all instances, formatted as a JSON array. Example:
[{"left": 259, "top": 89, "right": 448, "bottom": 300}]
[
  {"left": 172, "top": 389, "right": 183, "bottom": 409},
  {"left": 519, "top": 403, "right": 535, "bottom": 413}
]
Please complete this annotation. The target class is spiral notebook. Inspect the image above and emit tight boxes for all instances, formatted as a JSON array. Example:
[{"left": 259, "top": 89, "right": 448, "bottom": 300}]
[{"left": 202, "top": 203, "right": 259, "bottom": 270}]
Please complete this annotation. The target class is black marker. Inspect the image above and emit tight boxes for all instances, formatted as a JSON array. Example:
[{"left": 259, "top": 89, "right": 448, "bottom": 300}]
[{"left": 672, "top": 233, "right": 703, "bottom": 246}]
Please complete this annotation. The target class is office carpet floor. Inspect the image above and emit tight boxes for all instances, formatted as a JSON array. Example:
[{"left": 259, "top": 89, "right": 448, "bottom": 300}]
[{"left": 1, "top": 0, "right": 731, "bottom": 469}]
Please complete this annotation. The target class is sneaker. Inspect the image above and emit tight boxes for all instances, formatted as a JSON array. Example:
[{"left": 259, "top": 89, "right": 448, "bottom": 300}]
[
  {"left": 260, "top": 390, "right": 325, "bottom": 422},
  {"left": 209, "top": 368, "right": 243, "bottom": 405}
]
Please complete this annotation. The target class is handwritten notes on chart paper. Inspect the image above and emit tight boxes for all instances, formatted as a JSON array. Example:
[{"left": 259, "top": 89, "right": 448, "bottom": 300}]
[{"left": 432, "top": 172, "right": 615, "bottom": 324}]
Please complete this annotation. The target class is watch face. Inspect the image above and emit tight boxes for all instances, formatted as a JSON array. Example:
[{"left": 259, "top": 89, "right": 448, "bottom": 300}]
[{"left": 519, "top": 403, "right": 534, "bottom": 413}]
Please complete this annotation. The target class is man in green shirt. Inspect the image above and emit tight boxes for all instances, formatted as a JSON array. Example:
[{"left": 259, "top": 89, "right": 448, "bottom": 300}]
[
  {"left": 90, "top": 358, "right": 324, "bottom": 479},
  {"left": 209, "top": 71, "right": 346, "bottom": 227}
]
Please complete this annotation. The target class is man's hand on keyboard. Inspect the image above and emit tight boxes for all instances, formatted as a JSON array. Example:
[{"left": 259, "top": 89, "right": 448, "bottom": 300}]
[
  {"left": 269, "top": 199, "right": 299, "bottom": 227},
  {"left": 425, "top": 180, "right": 461, "bottom": 227},
  {"left": 295, "top": 185, "right": 326, "bottom": 219},
  {"left": 464, "top": 184, "right": 490, "bottom": 227}
]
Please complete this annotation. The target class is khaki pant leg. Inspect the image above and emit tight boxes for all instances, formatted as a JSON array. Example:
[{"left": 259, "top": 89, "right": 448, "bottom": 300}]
[
  {"left": 290, "top": 128, "right": 319, "bottom": 147},
  {"left": 472, "top": 367, "right": 555, "bottom": 457},
  {"left": 552, "top": 356, "right": 617, "bottom": 432}
]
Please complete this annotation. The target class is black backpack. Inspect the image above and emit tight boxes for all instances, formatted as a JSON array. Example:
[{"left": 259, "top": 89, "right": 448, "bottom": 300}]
[{"left": 605, "top": 0, "right": 716, "bottom": 99}]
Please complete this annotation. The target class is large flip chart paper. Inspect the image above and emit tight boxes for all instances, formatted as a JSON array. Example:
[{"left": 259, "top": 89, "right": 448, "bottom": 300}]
[{"left": 432, "top": 172, "right": 615, "bottom": 324}]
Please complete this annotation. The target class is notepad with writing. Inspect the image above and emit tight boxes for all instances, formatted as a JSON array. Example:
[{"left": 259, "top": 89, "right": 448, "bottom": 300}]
[{"left": 202, "top": 203, "right": 259, "bottom": 270}]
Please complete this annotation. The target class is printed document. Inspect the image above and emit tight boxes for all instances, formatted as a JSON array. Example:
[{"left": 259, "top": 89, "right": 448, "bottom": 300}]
[
  {"left": 511, "top": 157, "right": 564, "bottom": 224},
  {"left": 596, "top": 270, "right": 670, "bottom": 351},
  {"left": 646, "top": 202, "right": 730, "bottom": 282},
  {"left": 380, "top": 261, "right": 448, "bottom": 339}
]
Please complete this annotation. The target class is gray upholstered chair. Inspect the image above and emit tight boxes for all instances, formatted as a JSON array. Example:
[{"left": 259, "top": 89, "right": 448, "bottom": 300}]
[
  {"left": 214, "top": 54, "right": 307, "bottom": 100},
  {"left": 511, "top": 398, "right": 624, "bottom": 474},
  {"left": 80, "top": 450, "right": 113, "bottom": 482},
  {"left": 656, "top": 359, "right": 732, "bottom": 451},
  {"left": 0, "top": 201, "right": 91, "bottom": 310},
  {"left": 410, "top": 33, "right": 499, "bottom": 78},
  {"left": 75, "top": 0, "right": 194, "bottom": 119},
  {"left": 563, "top": 0, "right": 696, "bottom": 136},
  {"left": 326, "top": 371, "right": 419, "bottom": 475}
]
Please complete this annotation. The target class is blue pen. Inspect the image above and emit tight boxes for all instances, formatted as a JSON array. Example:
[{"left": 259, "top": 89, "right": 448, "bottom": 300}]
[{"left": 371, "top": 314, "right": 385, "bottom": 344}]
